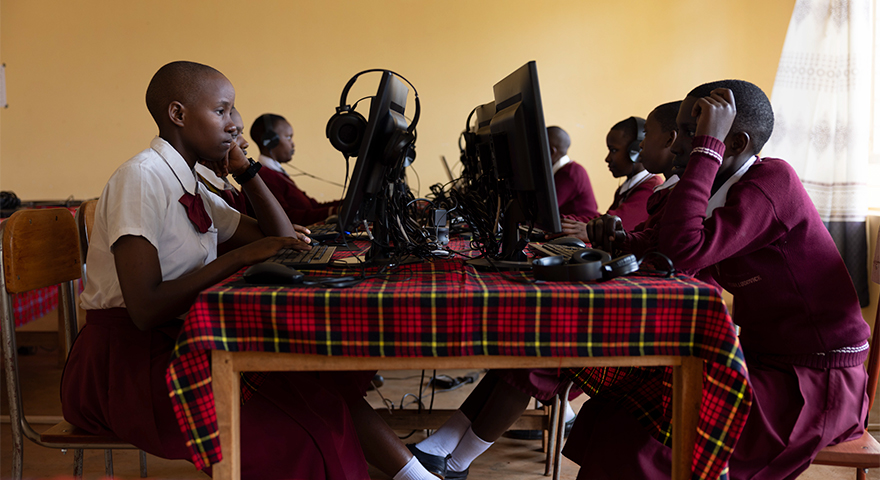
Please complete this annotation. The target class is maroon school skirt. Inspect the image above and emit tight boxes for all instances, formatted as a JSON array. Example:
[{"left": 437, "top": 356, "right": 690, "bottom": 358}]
[
  {"left": 562, "top": 356, "right": 868, "bottom": 480},
  {"left": 61, "top": 308, "right": 370, "bottom": 480}
]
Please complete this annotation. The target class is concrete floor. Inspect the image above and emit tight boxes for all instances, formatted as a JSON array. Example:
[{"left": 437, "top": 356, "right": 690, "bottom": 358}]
[{"left": 2, "top": 340, "right": 878, "bottom": 479}]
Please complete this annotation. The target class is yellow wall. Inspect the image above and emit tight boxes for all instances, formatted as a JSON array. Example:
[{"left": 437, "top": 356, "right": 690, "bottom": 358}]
[{"left": 0, "top": 0, "right": 795, "bottom": 205}]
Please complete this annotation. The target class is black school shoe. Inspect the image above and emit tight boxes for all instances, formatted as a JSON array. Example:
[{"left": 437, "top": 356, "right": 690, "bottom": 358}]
[
  {"left": 504, "top": 416, "right": 576, "bottom": 440},
  {"left": 445, "top": 468, "right": 468, "bottom": 479},
  {"left": 406, "top": 444, "right": 449, "bottom": 478}
]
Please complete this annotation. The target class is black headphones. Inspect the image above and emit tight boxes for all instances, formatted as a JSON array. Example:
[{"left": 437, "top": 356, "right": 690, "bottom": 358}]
[
  {"left": 532, "top": 249, "right": 639, "bottom": 282},
  {"left": 326, "top": 69, "right": 420, "bottom": 164},
  {"left": 259, "top": 114, "right": 281, "bottom": 151},
  {"left": 627, "top": 116, "right": 646, "bottom": 162}
]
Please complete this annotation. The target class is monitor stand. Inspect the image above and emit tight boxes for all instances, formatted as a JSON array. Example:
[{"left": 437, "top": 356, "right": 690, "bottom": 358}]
[
  {"left": 466, "top": 203, "right": 532, "bottom": 271},
  {"left": 333, "top": 207, "right": 423, "bottom": 268}
]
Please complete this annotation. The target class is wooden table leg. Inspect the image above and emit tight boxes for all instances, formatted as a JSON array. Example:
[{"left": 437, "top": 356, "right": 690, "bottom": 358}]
[
  {"left": 671, "top": 357, "right": 704, "bottom": 480},
  {"left": 212, "top": 350, "right": 240, "bottom": 480}
]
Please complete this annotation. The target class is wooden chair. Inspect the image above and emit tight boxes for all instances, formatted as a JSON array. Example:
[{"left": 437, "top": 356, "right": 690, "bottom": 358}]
[
  {"left": 811, "top": 233, "right": 880, "bottom": 478},
  {"left": 0, "top": 207, "right": 146, "bottom": 479},
  {"left": 74, "top": 198, "right": 97, "bottom": 285}
]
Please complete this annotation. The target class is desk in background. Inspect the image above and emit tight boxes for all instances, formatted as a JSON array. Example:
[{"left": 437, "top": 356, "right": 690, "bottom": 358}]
[{"left": 167, "top": 247, "right": 751, "bottom": 480}]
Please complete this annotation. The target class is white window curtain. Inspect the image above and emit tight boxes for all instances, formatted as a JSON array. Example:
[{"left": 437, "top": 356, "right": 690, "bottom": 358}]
[{"left": 762, "top": 0, "right": 873, "bottom": 306}]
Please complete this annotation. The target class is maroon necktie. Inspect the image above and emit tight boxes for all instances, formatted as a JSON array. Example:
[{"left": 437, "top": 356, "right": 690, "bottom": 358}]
[{"left": 178, "top": 192, "right": 212, "bottom": 234}]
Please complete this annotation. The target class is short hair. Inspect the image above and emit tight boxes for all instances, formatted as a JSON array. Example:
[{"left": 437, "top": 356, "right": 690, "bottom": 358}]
[
  {"left": 145, "top": 61, "right": 223, "bottom": 126},
  {"left": 611, "top": 116, "right": 644, "bottom": 143},
  {"left": 687, "top": 80, "right": 774, "bottom": 154},
  {"left": 250, "top": 113, "right": 287, "bottom": 147},
  {"left": 652, "top": 101, "right": 682, "bottom": 133},
  {"left": 546, "top": 126, "right": 571, "bottom": 153}
]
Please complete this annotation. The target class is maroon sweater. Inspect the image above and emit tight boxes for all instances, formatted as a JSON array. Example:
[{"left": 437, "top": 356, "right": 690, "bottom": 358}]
[
  {"left": 252, "top": 167, "right": 340, "bottom": 226},
  {"left": 606, "top": 174, "right": 663, "bottom": 231},
  {"left": 657, "top": 136, "right": 869, "bottom": 367},
  {"left": 621, "top": 184, "right": 721, "bottom": 292},
  {"left": 555, "top": 161, "right": 599, "bottom": 221}
]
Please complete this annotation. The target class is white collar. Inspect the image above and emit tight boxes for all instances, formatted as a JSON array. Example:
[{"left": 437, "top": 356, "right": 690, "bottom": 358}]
[
  {"left": 552, "top": 155, "right": 572, "bottom": 175},
  {"left": 259, "top": 154, "right": 287, "bottom": 175},
  {"left": 619, "top": 169, "right": 652, "bottom": 194},
  {"left": 706, "top": 156, "right": 758, "bottom": 219},
  {"left": 654, "top": 174, "right": 680, "bottom": 192},
  {"left": 194, "top": 163, "right": 235, "bottom": 191},
  {"left": 151, "top": 136, "right": 198, "bottom": 195}
]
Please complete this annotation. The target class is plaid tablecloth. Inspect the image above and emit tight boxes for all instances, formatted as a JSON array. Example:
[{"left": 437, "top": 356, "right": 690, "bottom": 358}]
[{"left": 167, "top": 247, "right": 750, "bottom": 480}]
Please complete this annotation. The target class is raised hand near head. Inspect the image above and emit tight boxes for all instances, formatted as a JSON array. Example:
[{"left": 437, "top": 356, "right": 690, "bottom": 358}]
[{"left": 692, "top": 88, "right": 737, "bottom": 142}]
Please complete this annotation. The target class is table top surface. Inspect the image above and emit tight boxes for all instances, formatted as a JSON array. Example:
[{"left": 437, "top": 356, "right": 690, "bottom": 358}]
[{"left": 166, "top": 241, "right": 751, "bottom": 480}]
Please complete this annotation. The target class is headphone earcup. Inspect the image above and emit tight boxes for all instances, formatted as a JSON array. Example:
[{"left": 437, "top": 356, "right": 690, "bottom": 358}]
[
  {"left": 326, "top": 110, "right": 367, "bottom": 157},
  {"left": 628, "top": 116, "right": 646, "bottom": 162},
  {"left": 261, "top": 130, "right": 280, "bottom": 150},
  {"left": 568, "top": 249, "right": 612, "bottom": 265},
  {"left": 384, "top": 129, "right": 416, "bottom": 166}
]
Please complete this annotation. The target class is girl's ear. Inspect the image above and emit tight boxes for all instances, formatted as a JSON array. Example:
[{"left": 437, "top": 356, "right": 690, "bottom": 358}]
[
  {"left": 726, "top": 131, "right": 752, "bottom": 157},
  {"left": 665, "top": 130, "right": 678, "bottom": 148},
  {"left": 168, "top": 101, "right": 185, "bottom": 128}
]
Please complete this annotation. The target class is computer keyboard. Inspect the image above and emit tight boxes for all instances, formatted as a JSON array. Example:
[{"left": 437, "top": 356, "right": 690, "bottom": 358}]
[
  {"left": 267, "top": 245, "right": 337, "bottom": 268},
  {"left": 306, "top": 223, "right": 342, "bottom": 241},
  {"left": 528, "top": 243, "right": 585, "bottom": 261}
]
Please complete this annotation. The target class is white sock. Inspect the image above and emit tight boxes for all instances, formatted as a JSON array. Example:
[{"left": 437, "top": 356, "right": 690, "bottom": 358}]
[
  {"left": 447, "top": 426, "right": 493, "bottom": 472},
  {"left": 415, "top": 410, "right": 471, "bottom": 457},
  {"left": 393, "top": 455, "right": 438, "bottom": 480},
  {"left": 564, "top": 402, "right": 577, "bottom": 423}
]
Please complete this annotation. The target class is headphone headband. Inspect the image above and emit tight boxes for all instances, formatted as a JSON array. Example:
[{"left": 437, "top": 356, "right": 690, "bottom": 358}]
[{"left": 337, "top": 69, "right": 420, "bottom": 135}]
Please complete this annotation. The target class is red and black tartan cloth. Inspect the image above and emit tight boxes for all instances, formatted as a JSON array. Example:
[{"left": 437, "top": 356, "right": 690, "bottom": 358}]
[{"left": 166, "top": 248, "right": 751, "bottom": 480}]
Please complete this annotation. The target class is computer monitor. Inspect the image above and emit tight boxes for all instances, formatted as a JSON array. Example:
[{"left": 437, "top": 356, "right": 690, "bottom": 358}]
[
  {"left": 335, "top": 71, "right": 416, "bottom": 264},
  {"left": 468, "top": 61, "right": 562, "bottom": 269}
]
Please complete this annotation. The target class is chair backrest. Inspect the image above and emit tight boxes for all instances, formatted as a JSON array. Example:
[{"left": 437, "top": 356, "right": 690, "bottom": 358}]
[
  {"left": 74, "top": 199, "right": 97, "bottom": 283},
  {"left": 866, "top": 225, "right": 880, "bottom": 415},
  {"left": 0, "top": 208, "right": 82, "bottom": 450},
  {"left": 2, "top": 208, "right": 81, "bottom": 294}
]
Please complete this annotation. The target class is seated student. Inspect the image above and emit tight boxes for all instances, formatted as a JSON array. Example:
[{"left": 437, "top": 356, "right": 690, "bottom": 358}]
[
  {"left": 61, "top": 60, "right": 388, "bottom": 480},
  {"left": 564, "top": 80, "right": 870, "bottom": 480},
  {"left": 561, "top": 102, "right": 681, "bottom": 252},
  {"left": 549, "top": 126, "right": 599, "bottom": 220},
  {"left": 602, "top": 116, "right": 663, "bottom": 230},
  {"left": 249, "top": 113, "right": 341, "bottom": 225},
  {"left": 403, "top": 105, "right": 687, "bottom": 480},
  {"left": 195, "top": 108, "right": 250, "bottom": 214}
]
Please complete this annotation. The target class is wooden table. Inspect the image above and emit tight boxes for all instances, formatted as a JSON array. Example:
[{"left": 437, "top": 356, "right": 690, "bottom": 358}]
[{"left": 167, "top": 251, "right": 750, "bottom": 480}]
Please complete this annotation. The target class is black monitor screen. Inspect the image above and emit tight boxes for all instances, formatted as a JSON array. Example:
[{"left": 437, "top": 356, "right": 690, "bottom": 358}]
[
  {"left": 490, "top": 61, "right": 561, "bottom": 236},
  {"left": 337, "top": 72, "right": 410, "bottom": 233}
]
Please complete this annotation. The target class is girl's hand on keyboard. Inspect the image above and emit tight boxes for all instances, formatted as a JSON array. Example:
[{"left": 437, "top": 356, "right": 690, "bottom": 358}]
[
  {"left": 291, "top": 224, "right": 312, "bottom": 243},
  {"left": 237, "top": 236, "right": 310, "bottom": 265}
]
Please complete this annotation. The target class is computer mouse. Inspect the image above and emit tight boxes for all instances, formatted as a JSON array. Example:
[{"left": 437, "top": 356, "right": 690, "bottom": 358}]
[
  {"left": 324, "top": 214, "right": 339, "bottom": 225},
  {"left": 243, "top": 262, "right": 304, "bottom": 285},
  {"left": 547, "top": 236, "right": 587, "bottom": 249}
]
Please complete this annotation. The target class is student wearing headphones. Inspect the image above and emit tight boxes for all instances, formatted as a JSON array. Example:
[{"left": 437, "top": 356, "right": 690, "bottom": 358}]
[
  {"left": 603, "top": 116, "right": 663, "bottom": 230},
  {"left": 249, "top": 113, "right": 341, "bottom": 225}
]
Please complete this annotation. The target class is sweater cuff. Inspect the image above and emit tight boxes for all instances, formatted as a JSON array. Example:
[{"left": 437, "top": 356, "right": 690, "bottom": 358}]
[{"left": 691, "top": 136, "right": 726, "bottom": 164}]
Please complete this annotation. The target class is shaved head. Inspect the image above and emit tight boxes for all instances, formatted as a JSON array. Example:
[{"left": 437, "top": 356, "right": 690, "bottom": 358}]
[
  {"left": 547, "top": 126, "right": 571, "bottom": 154},
  {"left": 145, "top": 61, "right": 225, "bottom": 127}
]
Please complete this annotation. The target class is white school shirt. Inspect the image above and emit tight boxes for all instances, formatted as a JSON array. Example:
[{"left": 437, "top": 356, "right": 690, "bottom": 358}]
[
  {"left": 552, "top": 155, "right": 572, "bottom": 175},
  {"left": 80, "top": 137, "right": 241, "bottom": 310},
  {"left": 705, "top": 156, "right": 757, "bottom": 219},
  {"left": 259, "top": 154, "right": 287, "bottom": 176},
  {"left": 194, "top": 163, "right": 237, "bottom": 192},
  {"left": 653, "top": 174, "right": 679, "bottom": 192},
  {"left": 618, "top": 169, "right": 653, "bottom": 196}
]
